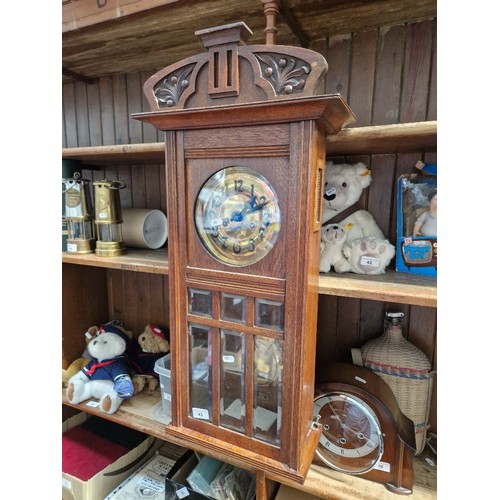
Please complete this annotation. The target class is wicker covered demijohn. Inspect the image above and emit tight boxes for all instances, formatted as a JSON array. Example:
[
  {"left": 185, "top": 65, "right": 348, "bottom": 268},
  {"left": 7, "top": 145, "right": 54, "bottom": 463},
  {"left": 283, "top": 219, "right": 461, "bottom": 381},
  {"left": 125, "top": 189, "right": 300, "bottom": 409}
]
[{"left": 359, "top": 312, "right": 433, "bottom": 455}]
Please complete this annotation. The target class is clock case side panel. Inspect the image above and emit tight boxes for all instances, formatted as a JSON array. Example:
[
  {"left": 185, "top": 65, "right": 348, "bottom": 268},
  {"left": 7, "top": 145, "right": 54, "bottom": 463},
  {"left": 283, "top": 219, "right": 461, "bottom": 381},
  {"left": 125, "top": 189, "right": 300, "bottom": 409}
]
[
  {"left": 164, "top": 130, "right": 190, "bottom": 428},
  {"left": 281, "top": 120, "right": 326, "bottom": 472}
]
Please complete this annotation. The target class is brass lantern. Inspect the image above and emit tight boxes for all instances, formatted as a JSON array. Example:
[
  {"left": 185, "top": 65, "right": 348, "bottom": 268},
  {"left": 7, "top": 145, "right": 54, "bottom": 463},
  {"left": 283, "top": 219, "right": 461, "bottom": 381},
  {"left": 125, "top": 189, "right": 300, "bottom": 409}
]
[
  {"left": 93, "top": 178, "right": 127, "bottom": 257},
  {"left": 62, "top": 172, "right": 95, "bottom": 254}
]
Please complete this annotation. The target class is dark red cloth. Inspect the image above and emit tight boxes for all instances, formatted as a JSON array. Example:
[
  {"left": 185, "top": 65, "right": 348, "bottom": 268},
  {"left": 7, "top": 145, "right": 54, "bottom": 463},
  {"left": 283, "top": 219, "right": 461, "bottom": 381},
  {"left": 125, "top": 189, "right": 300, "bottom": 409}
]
[{"left": 62, "top": 426, "right": 129, "bottom": 480}]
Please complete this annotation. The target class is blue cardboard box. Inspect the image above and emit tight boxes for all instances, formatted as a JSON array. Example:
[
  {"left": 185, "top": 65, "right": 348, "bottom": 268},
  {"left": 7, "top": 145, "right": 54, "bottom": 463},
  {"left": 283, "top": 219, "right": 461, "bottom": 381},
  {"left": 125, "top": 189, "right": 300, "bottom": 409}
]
[{"left": 395, "top": 171, "right": 437, "bottom": 277}]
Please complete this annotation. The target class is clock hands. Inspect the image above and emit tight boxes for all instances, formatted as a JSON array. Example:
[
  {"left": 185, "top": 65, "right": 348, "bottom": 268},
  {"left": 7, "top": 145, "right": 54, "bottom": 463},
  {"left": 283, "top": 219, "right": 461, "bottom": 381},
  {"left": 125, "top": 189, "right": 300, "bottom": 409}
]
[
  {"left": 230, "top": 198, "right": 271, "bottom": 222},
  {"left": 328, "top": 406, "right": 370, "bottom": 442}
]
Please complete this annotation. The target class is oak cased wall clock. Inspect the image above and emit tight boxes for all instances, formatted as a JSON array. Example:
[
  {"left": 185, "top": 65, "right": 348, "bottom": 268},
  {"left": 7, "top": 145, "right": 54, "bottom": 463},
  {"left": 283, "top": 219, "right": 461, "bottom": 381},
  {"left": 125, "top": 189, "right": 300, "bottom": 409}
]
[{"left": 134, "top": 4, "right": 355, "bottom": 484}]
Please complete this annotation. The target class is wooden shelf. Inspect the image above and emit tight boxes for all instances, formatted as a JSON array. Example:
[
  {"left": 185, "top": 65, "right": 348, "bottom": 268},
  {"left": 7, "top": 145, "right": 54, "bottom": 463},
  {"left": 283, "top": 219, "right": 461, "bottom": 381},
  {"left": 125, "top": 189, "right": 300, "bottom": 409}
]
[
  {"left": 62, "top": 390, "right": 436, "bottom": 499},
  {"left": 63, "top": 142, "right": 165, "bottom": 165},
  {"left": 62, "top": 121, "right": 437, "bottom": 165},
  {"left": 318, "top": 270, "right": 436, "bottom": 307},
  {"left": 326, "top": 121, "right": 437, "bottom": 155},
  {"left": 62, "top": 248, "right": 168, "bottom": 275},
  {"left": 62, "top": 250, "right": 436, "bottom": 306}
]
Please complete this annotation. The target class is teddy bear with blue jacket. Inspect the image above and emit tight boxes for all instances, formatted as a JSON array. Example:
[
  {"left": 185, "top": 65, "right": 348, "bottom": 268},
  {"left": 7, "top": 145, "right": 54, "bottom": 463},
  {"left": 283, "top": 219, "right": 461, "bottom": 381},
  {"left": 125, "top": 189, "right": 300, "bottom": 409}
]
[{"left": 66, "top": 321, "right": 134, "bottom": 414}]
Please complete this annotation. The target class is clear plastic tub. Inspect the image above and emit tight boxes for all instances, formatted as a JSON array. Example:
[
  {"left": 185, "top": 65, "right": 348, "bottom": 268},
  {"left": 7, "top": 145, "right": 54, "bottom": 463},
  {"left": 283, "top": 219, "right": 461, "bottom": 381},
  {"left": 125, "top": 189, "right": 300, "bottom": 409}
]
[{"left": 153, "top": 354, "right": 171, "bottom": 419}]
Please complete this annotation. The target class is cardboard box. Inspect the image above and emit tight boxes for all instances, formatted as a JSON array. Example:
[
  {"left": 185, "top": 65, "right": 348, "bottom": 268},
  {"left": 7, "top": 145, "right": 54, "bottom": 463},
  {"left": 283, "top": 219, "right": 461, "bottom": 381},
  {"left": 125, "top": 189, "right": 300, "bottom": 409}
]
[
  {"left": 274, "top": 484, "right": 324, "bottom": 499},
  {"left": 164, "top": 451, "right": 210, "bottom": 499},
  {"left": 104, "top": 453, "right": 178, "bottom": 499},
  {"left": 62, "top": 412, "right": 157, "bottom": 500},
  {"left": 395, "top": 172, "right": 437, "bottom": 277}
]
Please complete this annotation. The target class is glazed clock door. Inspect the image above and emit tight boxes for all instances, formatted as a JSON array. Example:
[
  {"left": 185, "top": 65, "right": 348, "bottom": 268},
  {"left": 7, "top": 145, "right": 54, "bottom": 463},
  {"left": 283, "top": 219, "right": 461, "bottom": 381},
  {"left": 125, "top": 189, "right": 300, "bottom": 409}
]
[{"left": 174, "top": 140, "right": 291, "bottom": 462}]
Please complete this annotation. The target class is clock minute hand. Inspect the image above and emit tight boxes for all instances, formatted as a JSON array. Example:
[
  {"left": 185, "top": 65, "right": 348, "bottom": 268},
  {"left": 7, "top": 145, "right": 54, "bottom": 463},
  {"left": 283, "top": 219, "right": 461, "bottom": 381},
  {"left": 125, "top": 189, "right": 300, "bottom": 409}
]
[
  {"left": 328, "top": 407, "right": 368, "bottom": 441},
  {"left": 252, "top": 199, "right": 271, "bottom": 211},
  {"left": 231, "top": 199, "right": 271, "bottom": 222}
]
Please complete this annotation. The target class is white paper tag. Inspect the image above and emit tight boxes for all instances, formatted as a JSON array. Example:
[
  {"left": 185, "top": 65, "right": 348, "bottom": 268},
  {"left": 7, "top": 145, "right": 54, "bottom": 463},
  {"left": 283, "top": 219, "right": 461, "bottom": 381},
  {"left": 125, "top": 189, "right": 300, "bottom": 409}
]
[
  {"left": 223, "top": 354, "right": 235, "bottom": 363},
  {"left": 98, "top": 212, "right": 108, "bottom": 219},
  {"left": 375, "top": 461, "right": 391, "bottom": 473},
  {"left": 165, "top": 393, "right": 171, "bottom": 401},
  {"left": 86, "top": 400, "right": 100, "bottom": 408},
  {"left": 67, "top": 243, "right": 77, "bottom": 252},
  {"left": 192, "top": 407, "right": 210, "bottom": 420},
  {"left": 360, "top": 255, "right": 380, "bottom": 267},
  {"left": 176, "top": 486, "right": 190, "bottom": 498},
  {"left": 211, "top": 218, "right": 223, "bottom": 227},
  {"left": 325, "top": 186, "right": 336, "bottom": 196},
  {"left": 254, "top": 406, "right": 277, "bottom": 431},
  {"left": 224, "top": 398, "right": 244, "bottom": 419},
  {"left": 136, "top": 475, "right": 164, "bottom": 493}
]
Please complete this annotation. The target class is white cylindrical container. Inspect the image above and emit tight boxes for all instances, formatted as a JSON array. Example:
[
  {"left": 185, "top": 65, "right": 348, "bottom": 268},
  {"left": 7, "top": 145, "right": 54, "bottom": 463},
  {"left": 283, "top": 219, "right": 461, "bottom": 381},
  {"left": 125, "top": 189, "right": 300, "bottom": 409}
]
[{"left": 121, "top": 208, "right": 168, "bottom": 249}]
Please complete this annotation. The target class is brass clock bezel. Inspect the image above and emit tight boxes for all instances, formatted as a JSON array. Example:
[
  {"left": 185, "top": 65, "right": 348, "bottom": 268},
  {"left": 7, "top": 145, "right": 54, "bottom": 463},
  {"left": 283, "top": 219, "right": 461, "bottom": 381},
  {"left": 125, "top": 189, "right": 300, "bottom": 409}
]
[{"left": 194, "top": 166, "right": 281, "bottom": 267}]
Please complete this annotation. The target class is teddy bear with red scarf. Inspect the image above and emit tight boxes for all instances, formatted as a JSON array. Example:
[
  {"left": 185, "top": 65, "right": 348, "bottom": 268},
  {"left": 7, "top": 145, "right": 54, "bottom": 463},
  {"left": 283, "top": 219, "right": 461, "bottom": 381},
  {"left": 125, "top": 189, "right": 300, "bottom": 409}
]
[{"left": 66, "top": 321, "right": 134, "bottom": 414}]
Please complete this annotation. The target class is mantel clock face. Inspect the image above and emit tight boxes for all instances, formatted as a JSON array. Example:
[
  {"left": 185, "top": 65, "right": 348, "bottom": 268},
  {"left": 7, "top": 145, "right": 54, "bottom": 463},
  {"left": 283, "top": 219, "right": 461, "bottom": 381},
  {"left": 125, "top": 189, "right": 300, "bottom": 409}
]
[
  {"left": 313, "top": 391, "right": 384, "bottom": 474},
  {"left": 194, "top": 166, "right": 281, "bottom": 266}
]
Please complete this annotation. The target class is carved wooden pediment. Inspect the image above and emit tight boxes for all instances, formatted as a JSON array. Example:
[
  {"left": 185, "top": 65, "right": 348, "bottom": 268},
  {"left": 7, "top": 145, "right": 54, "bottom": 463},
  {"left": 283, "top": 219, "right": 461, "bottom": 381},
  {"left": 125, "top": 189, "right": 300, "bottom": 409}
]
[{"left": 143, "top": 21, "right": 328, "bottom": 112}]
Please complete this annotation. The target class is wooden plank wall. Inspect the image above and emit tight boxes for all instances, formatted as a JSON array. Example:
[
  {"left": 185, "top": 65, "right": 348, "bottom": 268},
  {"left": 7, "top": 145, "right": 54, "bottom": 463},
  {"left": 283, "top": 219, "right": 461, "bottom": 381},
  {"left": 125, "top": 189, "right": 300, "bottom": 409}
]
[
  {"left": 315, "top": 20, "right": 437, "bottom": 434},
  {"left": 62, "top": 19, "right": 437, "bottom": 433}
]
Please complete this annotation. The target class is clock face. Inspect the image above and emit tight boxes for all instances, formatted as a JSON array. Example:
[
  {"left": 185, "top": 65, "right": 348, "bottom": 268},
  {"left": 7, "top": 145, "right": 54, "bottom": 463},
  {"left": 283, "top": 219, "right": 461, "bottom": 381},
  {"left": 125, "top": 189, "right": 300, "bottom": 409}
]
[
  {"left": 194, "top": 166, "right": 281, "bottom": 266},
  {"left": 313, "top": 391, "right": 384, "bottom": 474}
]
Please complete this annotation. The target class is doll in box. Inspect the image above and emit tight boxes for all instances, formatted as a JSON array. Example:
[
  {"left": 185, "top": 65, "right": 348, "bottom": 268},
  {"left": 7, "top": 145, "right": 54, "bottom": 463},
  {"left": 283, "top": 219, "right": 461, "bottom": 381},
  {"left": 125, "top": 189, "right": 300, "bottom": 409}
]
[{"left": 413, "top": 188, "right": 437, "bottom": 237}]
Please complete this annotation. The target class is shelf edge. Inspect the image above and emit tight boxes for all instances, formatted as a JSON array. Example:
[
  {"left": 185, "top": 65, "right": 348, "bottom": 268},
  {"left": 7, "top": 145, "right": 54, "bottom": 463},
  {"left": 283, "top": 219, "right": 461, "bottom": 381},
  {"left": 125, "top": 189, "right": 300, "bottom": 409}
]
[{"left": 62, "top": 121, "right": 437, "bottom": 163}]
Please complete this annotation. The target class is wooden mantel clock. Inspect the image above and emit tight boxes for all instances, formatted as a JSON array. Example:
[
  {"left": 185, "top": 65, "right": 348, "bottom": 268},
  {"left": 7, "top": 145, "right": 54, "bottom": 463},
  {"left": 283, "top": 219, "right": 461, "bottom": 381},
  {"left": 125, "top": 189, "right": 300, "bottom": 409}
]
[{"left": 133, "top": 1, "right": 355, "bottom": 484}]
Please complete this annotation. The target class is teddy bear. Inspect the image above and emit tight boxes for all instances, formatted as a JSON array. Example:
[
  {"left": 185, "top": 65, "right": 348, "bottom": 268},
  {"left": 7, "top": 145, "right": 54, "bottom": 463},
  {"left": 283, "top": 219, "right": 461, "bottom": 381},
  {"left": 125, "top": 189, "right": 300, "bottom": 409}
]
[
  {"left": 320, "top": 161, "right": 395, "bottom": 275},
  {"left": 319, "top": 223, "right": 351, "bottom": 273},
  {"left": 62, "top": 326, "right": 98, "bottom": 388},
  {"left": 320, "top": 223, "right": 395, "bottom": 275},
  {"left": 127, "top": 324, "right": 170, "bottom": 393},
  {"left": 343, "top": 237, "right": 396, "bottom": 275},
  {"left": 66, "top": 321, "right": 135, "bottom": 414}
]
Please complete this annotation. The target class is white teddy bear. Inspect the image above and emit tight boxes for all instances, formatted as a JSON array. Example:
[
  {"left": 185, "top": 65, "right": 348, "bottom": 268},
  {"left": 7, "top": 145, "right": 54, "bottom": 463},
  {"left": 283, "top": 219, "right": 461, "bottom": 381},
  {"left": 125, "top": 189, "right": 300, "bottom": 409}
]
[
  {"left": 66, "top": 323, "right": 134, "bottom": 414},
  {"left": 320, "top": 162, "right": 395, "bottom": 275},
  {"left": 319, "top": 223, "right": 351, "bottom": 273},
  {"left": 343, "top": 237, "right": 396, "bottom": 275}
]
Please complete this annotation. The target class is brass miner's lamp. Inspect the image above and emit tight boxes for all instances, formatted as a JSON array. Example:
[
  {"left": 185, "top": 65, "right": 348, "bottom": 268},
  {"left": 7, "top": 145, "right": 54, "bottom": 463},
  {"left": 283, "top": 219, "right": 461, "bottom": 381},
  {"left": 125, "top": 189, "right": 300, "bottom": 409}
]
[
  {"left": 93, "top": 178, "right": 127, "bottom": 257},
  {"left": 62, "top": 172, "right": 95, "bottom": 254}
]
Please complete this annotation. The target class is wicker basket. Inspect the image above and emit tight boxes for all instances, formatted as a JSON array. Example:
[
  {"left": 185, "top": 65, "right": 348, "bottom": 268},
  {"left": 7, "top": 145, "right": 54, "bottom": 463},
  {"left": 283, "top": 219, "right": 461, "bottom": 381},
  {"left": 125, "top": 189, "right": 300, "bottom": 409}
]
[{"left": 359, "top": 312, "right": 433, "bottom": 455}]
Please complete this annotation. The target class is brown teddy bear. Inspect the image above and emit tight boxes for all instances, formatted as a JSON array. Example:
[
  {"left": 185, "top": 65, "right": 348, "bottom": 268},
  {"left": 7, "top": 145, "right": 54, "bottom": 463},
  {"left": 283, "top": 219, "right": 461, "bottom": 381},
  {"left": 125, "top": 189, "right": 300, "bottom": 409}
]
[{"left": 127, "top": 324, "right": 170, "bottom": 393}]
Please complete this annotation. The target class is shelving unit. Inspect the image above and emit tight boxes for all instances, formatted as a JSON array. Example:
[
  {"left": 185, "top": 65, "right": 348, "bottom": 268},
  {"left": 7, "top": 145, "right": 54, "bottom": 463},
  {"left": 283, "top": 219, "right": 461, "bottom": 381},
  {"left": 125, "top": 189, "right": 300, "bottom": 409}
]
[
  {"left": 61, "top": 389, "right": 436, "bottom": 499},
  {"left": 62, "top": 1, "right": 437, "bottom": 498},
  {"left": 62, "top": 121, "right": 437, "bottom": 497}
]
